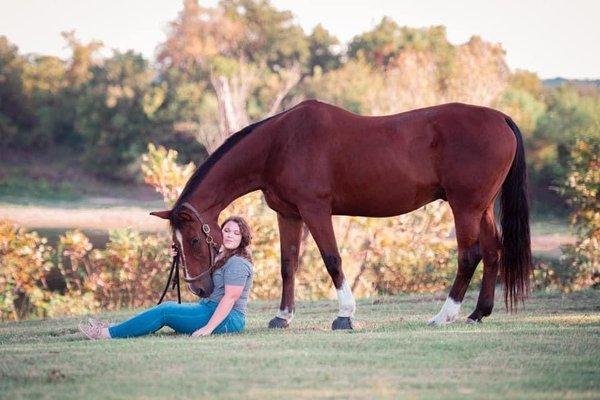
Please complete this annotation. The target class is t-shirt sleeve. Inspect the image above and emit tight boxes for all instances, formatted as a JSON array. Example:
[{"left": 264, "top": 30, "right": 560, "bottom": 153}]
[{"left": 223, "top": 258, "right": 250, "bottom": 286}]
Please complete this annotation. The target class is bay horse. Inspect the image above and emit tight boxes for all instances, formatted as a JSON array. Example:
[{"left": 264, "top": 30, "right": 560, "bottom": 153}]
[{"left": 150, "top": 99, "right": 531, "bottom": 330}]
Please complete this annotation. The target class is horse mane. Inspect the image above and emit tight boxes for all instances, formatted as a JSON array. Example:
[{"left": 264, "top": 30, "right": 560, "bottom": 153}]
[{"left": 172, "top": 115, "right": 276, "bottom": 212}]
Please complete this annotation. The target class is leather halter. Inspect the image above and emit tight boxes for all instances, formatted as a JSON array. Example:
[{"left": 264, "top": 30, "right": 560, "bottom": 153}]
[
  {"left": 157, "top": 202, "right": 220, "bottom": 305},
  {"left": 178, "top": 202, "right": 221, "bottom": 283}
]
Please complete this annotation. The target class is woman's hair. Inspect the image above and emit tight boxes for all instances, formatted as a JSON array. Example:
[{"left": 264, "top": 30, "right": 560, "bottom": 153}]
[{"left": 213, "top": 215, "right": 253, "bottom": 269}]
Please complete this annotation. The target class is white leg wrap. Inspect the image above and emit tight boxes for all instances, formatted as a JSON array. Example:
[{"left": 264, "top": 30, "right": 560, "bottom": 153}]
[
  {"left": 428, "top": 297, "right": 461, "bottom": 326},
  {"left": 336, "top": 280, "right": 356, "bottom": 318},
  {"left": 276, "top": 307, "right": 294, "bottom": 323}
]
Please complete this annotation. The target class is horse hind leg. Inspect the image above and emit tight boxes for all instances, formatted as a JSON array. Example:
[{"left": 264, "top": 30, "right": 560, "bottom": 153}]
[
  {"left": 467, "top": 205, "right": 501, "bottom": 323},
  {"left": 428, "top": 210, "right": 482, "bottom": 326},
  {"left": 299, "top": 204, "right": 356, "bottom": 330}
]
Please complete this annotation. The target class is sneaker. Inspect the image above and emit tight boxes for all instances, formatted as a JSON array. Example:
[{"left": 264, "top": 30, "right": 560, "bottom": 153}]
[
  {"left": 88, "top": 317, "right": 110, "bottom": 329},
  {"left": 79, "top": 321, "right": 108, "bottom": 340}
]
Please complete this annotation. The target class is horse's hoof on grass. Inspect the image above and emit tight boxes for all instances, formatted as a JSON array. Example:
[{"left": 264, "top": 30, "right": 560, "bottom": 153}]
[
  {"left": 465, "top": 317, "right": 481, "bottom": 324},
  {"left": 268, "top": 316, "right": 289, "bottom": 329},
  {"left": 332, "top": 316, "right": 353, "bottom": 330}
]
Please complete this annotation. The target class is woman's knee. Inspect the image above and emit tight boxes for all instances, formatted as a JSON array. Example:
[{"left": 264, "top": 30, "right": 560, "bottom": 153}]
[{"left": 156, "top": 301, "right": 179, "bottom": 317}]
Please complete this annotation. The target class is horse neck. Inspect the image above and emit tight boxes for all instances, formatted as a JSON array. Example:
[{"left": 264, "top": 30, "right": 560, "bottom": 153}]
[{"left": 185, "top": 130, "right": 270, "bottom": 218}]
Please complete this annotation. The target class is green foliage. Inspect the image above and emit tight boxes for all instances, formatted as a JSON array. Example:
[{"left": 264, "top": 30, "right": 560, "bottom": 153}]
[
  {"left": 348, "top": 18, "right": 452, "bottom": 70},
  {"left": 74, "top": 50, "right": 160, "bottom": 179},
  {"left": 219, "top": 0, "right": 310, "bottom": 69},
  {"left": 22, "top": 55, "right": 71, "bottom": 147},
  {"left": 0, "top": 36, "right": 32, "bottom": 146},
  {"left": 0, "top": 220, "right": 184, "bottom": 320},
  {"left": 304, "top": 58, "right": 380, "bottom": 114},
  {"left": 141, "top": 143, "right": 196, "bottom": 207},
  {"left": 528, "top": 86, "right": 600, "bottom": 211},
  {"left": 558, "top": 139, "right": 600, "bottom": 289},
  {"left": 0, "top": 220, "right": 53, "bottom": 320},
  {"left": 307, "top": 24, "right": 342, "bottom": 74},
  {"left": 533, "top": 86, "right": 600, "bottom": 170},
  {"left": 496, "top": 88, "right": 546, "bottom": 136}
]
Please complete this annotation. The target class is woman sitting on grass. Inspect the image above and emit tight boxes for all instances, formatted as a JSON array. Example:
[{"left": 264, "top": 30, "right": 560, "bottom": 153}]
[{"left": 79, "top": 216, "right": 254, "bottom": 339}]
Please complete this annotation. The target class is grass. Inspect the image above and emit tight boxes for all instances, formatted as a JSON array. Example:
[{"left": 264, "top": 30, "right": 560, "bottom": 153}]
[{"left": 1, "top": 291, "right": 598, "bottom": 399}]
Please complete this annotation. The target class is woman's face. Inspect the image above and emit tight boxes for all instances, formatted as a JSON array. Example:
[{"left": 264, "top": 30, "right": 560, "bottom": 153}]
[{"left": 221, "top": 220, "right": 242, "bottom": 250}]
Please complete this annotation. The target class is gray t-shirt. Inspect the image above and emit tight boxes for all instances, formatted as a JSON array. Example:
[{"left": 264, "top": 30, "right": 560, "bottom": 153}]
[{"left": 207, "top": 255, "right": 253, "bottom": 315}]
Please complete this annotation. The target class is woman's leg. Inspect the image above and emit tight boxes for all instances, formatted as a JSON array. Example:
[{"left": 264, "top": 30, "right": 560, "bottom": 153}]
[{"left": 108, "top": 301, "right": 214, "bottom": 338}]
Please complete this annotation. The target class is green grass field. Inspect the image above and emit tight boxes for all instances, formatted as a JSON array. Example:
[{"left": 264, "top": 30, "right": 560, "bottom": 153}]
[{"left": 1, "top": 291, "right": 598, "bottom": 400}]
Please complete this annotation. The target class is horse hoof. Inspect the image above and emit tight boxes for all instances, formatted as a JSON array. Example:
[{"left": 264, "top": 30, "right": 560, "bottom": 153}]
[
  {"left": 332, "top": 316, "right": 353, "bottom": 330},
  {"left": 466, "top": 311, "right": 484, "bottom": 324},
  {"left": 268, "top": 316, "right": 289, "bottom": 329}
]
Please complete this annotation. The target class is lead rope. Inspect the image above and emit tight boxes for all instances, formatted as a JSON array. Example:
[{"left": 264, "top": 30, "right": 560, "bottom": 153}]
[{"left": 157, "top": 244, "right": 181, "bottom": 305}]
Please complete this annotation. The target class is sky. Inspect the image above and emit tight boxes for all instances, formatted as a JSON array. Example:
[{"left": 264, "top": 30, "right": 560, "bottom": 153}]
[{"left": 1, "top": 0, "right": 598, "bottom": 79}]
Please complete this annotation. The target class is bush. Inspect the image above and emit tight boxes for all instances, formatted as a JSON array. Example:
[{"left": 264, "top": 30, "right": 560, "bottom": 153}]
[
  {"left": 0, "top": 220, "right": 53, "bottom": 320},
  {"left": 558, "top": 139, "right": 599, "bottom": 289}
]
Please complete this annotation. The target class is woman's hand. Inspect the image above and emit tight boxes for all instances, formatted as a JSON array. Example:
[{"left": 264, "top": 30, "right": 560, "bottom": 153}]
[{"left": 192, "top": 325, "right": 213, "bottom": 337}]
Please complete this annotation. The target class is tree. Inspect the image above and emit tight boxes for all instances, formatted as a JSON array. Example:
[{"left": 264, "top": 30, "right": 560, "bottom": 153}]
[
  {"left": 348, "top": 18, "right": 452, "bottom": 71},
  {"left": 531, "top": 86, "right": 600, "bottom": 206},
  {"left": 21, "top": 55, "right": 71, "bottom": 147},
  {"left": 74, "top": 50, "right": 161, "bottom": 179},
  {"left": 307, "top": 24, "right": 342, "bottom": 74},
  {"left": 0, "top": 36, "right": 31, "bottom": 147},
  {"left": 443, "top": 36, "right": 509, "bottom": 106},
  {"left": 157, "top": 0, "right": 310, "bottom": 151}
]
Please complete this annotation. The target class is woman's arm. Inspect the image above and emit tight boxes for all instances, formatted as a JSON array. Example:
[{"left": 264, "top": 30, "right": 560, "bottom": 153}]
[{"left": 192, "top": 285, "right": 243, "bottom": 336}]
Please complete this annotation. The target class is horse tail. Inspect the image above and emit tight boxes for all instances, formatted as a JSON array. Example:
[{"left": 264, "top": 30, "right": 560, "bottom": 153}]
[{"left": 500, "top": 117, "right": 532, "bottom": 311}]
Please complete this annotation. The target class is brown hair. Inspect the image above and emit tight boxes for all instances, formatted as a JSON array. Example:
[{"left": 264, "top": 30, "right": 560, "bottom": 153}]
[{"left": 213, "top": 215, "right": 253, "bottom": 269}]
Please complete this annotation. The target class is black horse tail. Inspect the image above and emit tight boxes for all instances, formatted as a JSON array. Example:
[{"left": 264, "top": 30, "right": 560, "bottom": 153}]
[{"left": 500, "top": 117, "right": 532, "bottom": 311}]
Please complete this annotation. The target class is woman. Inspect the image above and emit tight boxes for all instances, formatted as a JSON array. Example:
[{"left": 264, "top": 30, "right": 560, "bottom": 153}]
[{"left": 79, "top": 216, "right": 254, "bottom": 339}]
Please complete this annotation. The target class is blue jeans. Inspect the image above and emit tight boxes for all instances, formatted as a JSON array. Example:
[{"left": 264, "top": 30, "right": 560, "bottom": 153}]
[{"left": 108, "top": 300, "right": 245, "bottom": 338}]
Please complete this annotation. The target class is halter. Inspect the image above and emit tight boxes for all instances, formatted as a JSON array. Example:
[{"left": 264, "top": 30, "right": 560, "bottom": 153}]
[{"left": 157, "top": 202, "right": 221, "bottom": 304}]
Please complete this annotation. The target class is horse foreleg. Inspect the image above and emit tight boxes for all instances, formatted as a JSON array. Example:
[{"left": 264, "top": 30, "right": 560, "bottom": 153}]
[
  {"left": 467, "top": 206, "right": 501, "bottom": 323},
  {"left": 268, "top": 214, "right": 303, "bottom": 329},
  {"left": 428, "top": 211, "right": 482, "bottom": 326},
  {"left": 300, "top": 205, "right": 356, "bottom": 330}
]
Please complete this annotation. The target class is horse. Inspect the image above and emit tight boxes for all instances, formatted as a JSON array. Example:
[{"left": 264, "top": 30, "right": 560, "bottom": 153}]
[{"left": 150, "top": 99, "right": 532, "bottom": 330}]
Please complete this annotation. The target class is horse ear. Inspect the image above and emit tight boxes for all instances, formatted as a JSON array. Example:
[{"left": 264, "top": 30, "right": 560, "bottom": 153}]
[{"left": 150, "top": 210, "right": 171, "bottom": 220}]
